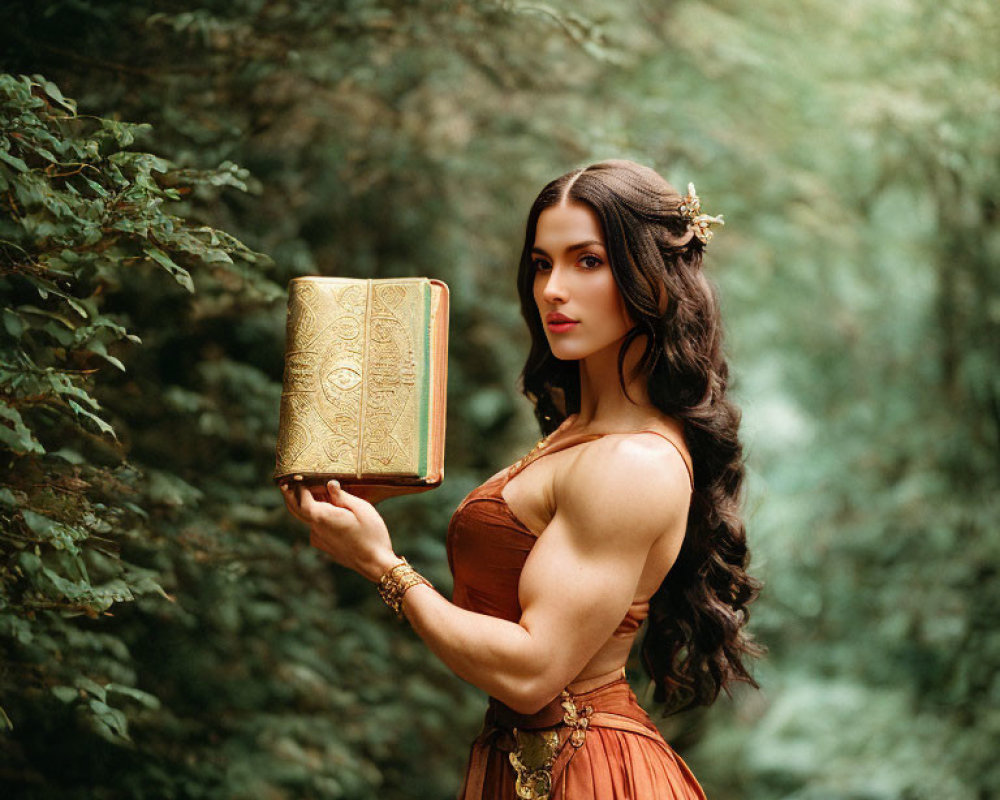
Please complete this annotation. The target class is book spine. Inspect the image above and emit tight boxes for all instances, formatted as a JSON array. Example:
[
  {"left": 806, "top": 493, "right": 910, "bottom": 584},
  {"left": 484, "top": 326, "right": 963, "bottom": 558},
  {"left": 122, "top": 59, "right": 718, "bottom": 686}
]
[{"left": 356, "top": 279, "right": 373, "bottom": 479}]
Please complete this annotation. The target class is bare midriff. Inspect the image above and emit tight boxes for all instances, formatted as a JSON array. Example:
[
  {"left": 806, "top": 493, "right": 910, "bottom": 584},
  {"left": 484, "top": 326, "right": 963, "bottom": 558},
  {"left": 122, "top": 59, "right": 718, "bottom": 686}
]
[{"left": 567, "top": 665, "right": 629, "bottom": 694}]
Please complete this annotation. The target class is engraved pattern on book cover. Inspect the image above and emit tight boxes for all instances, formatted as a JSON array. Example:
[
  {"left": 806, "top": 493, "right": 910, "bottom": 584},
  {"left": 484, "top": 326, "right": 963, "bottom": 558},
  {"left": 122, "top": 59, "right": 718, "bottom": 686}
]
[{"left": 275, "top": 279, "right": 424, "bottom": 479}]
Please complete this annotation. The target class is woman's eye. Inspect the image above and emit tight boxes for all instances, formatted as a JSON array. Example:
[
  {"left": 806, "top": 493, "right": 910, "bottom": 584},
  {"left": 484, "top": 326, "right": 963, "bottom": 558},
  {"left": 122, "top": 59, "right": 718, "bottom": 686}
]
[
  {"left": 532, "top": 259, "right": 552, "bottom": 272},
  {"left": 580, "top": 255, "right": 603, "bottom": 269}
]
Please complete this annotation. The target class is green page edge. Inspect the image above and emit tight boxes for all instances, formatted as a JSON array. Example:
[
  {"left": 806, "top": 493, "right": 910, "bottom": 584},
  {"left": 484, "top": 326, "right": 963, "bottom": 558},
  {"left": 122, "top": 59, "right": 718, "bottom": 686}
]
[{"left": 417, "top": 280, "right": 430, "bottom": 478}]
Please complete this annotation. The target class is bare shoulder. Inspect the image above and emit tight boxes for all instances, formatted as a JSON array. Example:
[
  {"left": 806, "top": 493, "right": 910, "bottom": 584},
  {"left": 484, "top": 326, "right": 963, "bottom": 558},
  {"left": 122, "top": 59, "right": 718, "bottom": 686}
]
[{"left": 554, "top": 433, "right": 692, "bottom": 548}]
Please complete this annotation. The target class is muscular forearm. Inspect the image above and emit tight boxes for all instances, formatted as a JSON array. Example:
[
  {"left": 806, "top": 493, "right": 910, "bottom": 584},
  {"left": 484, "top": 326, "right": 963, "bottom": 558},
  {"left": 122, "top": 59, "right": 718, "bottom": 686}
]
[
  {"left": 282, "top": 482, "right": 632, "bottom": 714},
  {"left": 400, "top": 584, "right": 555, "bottom": 714}
]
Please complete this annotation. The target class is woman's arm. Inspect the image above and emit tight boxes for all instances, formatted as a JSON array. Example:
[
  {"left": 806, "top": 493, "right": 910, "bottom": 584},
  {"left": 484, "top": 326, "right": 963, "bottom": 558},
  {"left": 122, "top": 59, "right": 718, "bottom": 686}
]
[{"left": 281, "top": 435, "right": 690, "bottom": 714}]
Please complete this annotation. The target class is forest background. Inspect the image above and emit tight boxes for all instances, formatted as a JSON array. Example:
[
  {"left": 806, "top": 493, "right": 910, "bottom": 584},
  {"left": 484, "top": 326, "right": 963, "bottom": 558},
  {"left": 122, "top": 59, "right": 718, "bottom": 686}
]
[{"left": 1, "top": 1, "right": 997, "bottom": 798}]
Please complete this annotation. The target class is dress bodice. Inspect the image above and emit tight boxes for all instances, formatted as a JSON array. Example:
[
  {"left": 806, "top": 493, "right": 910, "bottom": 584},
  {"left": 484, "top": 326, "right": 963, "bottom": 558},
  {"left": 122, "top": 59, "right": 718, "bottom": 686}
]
[{"left": 445, "top": 425, "right": 693, "bottom": 636}]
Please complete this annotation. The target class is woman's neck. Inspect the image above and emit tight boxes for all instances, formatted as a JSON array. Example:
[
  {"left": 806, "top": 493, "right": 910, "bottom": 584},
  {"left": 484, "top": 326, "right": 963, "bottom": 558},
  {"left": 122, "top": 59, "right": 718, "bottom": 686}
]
[{"left": 572, "top": 335, "right": 661, "bottom": 433}]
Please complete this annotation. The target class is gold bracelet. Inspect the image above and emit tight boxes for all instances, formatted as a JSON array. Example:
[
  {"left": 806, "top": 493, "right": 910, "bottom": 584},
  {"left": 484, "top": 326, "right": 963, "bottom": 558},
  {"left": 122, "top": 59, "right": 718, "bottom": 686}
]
[{"left": 377, "top": 557, "right": 431, "bottom": 618}]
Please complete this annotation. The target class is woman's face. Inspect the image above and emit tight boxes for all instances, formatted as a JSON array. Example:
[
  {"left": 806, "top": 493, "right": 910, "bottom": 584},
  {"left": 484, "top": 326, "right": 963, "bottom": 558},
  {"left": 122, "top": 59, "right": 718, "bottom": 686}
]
[{"left": 531, "top": 201, "right": 634, "bottom": 362}]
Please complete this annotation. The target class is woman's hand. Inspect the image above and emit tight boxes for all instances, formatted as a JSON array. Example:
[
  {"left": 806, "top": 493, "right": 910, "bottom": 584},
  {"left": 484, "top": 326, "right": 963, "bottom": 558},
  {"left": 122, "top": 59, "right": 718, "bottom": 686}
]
[{"left": 279, "top": 480, "right": 399, "bottom": 582}]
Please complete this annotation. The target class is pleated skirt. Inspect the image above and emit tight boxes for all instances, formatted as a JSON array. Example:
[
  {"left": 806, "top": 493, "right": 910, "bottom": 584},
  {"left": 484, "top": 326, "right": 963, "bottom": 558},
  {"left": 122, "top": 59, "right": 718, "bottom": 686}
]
[{"left": 457, "top": 678, "right": 707, "bottom": 800}]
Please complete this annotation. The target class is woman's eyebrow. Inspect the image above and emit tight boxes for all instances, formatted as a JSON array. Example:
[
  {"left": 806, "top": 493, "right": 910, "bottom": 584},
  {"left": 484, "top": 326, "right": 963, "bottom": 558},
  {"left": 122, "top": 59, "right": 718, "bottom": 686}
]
[{"left": 531, "top": 240, "right": 606, "bottom": 256}]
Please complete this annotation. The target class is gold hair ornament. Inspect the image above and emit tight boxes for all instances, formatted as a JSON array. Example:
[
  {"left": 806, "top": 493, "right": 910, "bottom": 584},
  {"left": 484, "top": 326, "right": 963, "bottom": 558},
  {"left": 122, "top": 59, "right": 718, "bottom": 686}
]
[
  {"left": 679, "top": 183, "right": 725, "bottom": 245},
  {"left": 377, "top": 557, "right": 432, "bottom": 618}
]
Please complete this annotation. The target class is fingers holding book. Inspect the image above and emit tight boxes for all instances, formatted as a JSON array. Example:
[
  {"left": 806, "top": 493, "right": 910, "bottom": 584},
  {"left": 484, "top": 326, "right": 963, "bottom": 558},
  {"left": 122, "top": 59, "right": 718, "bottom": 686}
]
[{"left": 279, "top": 480, "right": 399, "bottom": 583}]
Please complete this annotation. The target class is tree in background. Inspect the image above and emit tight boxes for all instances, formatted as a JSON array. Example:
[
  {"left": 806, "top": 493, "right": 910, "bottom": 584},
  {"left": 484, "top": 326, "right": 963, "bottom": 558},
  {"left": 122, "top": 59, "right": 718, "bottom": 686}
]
[{"left": 610, "top": 2, "right": 999, "bottom": 797}]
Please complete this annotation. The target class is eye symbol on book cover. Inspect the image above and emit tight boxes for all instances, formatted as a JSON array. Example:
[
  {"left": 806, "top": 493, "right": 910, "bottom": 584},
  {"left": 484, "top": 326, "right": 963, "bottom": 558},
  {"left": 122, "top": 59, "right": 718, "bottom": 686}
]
[{"left": 324, "top": 363, "right": 362, "bottom": 393}]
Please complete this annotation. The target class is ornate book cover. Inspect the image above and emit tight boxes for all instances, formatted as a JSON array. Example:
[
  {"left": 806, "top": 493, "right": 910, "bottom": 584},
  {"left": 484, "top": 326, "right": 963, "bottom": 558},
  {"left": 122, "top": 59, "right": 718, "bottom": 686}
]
[{"left": 274, "top": 277, "right": 448, "bottom": 493}]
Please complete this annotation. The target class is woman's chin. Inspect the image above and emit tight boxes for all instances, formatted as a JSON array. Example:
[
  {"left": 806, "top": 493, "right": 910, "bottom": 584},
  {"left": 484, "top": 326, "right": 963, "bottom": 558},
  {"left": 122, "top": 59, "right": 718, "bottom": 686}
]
[{"left": 548, "top": 345, "right": 585, "bottom": 361}]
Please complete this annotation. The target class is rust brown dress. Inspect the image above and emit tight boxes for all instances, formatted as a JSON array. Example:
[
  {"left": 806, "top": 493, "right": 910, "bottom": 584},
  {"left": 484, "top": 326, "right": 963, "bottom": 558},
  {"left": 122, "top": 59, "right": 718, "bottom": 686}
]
[{"left": 446, "top": 430, "right": 707, "bottom": 800}]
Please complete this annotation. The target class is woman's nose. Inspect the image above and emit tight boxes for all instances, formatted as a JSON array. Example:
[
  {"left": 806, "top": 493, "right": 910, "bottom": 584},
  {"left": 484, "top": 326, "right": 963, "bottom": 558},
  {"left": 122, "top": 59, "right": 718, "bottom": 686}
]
[{"left": 541, "top": 267, "right": 568, "bottom": 303}]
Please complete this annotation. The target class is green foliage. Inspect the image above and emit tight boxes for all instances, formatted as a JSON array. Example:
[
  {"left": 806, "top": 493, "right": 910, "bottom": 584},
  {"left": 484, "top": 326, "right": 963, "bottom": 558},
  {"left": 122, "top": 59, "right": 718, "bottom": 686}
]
[
  {"left": 0, "top": 72, "right": 263, "bottom": 445},
  {"left": 0, "top": 72, "right": 270, "bottom": 762},
  {"left": 1, "top": 0, "right": 997, "bottom": 798}
]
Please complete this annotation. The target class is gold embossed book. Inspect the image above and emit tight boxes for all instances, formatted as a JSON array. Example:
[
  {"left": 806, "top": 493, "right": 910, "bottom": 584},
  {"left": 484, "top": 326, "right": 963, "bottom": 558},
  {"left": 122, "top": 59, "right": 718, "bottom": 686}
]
[{"left": 274, "top": 277, "right": 449, "bottom": 497}]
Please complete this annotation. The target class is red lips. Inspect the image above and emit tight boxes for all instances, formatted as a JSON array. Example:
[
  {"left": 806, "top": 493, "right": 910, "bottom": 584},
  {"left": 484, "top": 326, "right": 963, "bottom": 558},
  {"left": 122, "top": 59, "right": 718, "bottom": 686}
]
[{"left": 545, "top": 312, "right": 577, "bottom": 324}]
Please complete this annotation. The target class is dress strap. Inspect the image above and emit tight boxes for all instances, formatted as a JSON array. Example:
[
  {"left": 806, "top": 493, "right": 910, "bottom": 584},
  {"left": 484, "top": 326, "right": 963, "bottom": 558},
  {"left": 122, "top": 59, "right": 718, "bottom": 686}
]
[
  {"left": 505, "top": 432, "right": 608, "bottom": 483},
  {"left": 506, "top": 427, "right": 694, "bottom": 490},
  {"left": 633, "top": 429, "right": 695, "bottom": 490}
]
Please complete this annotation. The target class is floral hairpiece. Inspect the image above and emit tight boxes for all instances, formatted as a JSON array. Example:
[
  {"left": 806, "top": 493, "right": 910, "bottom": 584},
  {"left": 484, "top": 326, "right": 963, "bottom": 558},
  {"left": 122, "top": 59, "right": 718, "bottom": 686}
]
[{"left": 678, "top": 183, "right": 725, "bottom": 245}]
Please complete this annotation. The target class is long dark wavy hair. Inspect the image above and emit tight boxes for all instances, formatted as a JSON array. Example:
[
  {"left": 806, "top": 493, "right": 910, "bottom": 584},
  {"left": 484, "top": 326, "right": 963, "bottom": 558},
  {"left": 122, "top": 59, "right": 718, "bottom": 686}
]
[{"left": 516, "top": 160, "right": 762, "bottom": 713}]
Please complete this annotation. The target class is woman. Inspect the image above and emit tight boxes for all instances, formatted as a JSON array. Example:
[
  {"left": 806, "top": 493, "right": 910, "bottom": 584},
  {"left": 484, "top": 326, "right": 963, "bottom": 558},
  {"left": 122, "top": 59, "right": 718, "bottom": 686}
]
[{"left": 280, "top": 160, "right": 761, "bottom": 799}]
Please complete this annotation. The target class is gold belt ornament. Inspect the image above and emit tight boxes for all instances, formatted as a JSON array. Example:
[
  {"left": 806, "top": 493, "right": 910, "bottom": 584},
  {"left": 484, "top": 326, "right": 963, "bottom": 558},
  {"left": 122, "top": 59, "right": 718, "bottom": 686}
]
[
  {"left": 509, "top": 729, "right": 559, "bottom": 800},
  {"left": 507, "top": 691, "right": 594, "bottom": 800}
]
